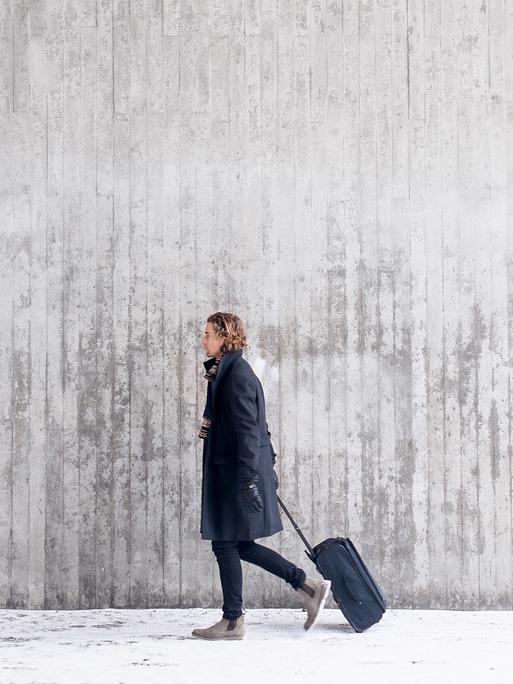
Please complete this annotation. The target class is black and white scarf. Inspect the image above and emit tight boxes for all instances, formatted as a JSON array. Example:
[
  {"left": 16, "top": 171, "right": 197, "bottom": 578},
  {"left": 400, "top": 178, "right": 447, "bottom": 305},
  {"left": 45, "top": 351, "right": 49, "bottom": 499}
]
[{"left": 198, "top": 353, "right": 224, "bottom": 439}]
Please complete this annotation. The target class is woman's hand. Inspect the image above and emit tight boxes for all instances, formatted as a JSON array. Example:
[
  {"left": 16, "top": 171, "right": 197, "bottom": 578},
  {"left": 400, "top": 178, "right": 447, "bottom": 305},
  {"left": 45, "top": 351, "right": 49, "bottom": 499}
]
[{"left": 240, "top": 482, "right": 263, "bottom": 512}]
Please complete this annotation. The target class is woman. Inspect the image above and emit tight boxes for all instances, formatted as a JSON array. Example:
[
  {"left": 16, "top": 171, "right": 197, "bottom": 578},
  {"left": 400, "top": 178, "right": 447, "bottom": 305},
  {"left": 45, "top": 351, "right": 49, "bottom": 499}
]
[{"left": 192, "top": 312, "right": 331, "bottom": 640}]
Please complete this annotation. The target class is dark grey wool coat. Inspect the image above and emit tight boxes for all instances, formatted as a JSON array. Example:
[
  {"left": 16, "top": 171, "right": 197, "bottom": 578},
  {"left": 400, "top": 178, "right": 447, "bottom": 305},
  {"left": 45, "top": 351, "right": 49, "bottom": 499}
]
[{"left": 200, "top": 349, "right": 283, "bottom": 541}]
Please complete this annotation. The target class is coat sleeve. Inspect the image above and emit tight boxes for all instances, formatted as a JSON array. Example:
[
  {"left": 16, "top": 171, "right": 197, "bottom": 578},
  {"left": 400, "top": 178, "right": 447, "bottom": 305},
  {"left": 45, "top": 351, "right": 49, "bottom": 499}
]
[{"left": 225, "top": 372, "right": 261, "bottom": 479}]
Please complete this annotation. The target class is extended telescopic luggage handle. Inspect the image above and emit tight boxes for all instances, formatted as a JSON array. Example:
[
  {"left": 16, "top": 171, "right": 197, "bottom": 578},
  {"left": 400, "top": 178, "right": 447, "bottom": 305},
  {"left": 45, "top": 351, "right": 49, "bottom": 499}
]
[{"left": 276, "top": 495, "right": 314, "bottom": 560}]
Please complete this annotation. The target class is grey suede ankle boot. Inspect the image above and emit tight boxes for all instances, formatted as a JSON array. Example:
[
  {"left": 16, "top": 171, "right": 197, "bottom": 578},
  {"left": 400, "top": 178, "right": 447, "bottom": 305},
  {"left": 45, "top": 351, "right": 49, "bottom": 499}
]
[
  {"left": 296, "top": 575, "right": 331, "bottom": 630},
  {"left": 192, "top": 614, "right": 245, "bottom": 640}
]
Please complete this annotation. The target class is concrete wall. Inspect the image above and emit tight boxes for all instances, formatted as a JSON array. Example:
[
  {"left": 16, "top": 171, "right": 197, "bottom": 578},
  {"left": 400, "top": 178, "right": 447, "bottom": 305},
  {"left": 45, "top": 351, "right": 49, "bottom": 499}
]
[{"left": 1, "top": 0, "right": 512, "bottom": 610}]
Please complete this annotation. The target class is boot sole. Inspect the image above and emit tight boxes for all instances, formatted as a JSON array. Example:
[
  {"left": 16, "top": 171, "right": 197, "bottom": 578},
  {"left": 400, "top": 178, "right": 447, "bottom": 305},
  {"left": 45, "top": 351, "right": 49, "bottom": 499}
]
[
  {"left": 304, "top": 579, "right": 331, "bottom": 631},
  {"left": 191, "top": 632, "right": 245, "bottom": 641}
]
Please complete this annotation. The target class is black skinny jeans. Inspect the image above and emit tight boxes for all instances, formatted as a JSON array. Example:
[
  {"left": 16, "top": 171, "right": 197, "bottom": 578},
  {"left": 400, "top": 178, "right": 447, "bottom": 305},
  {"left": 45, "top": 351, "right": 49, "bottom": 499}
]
[{"left": 211, "top": 539, "right": 307, "bottom": 620}]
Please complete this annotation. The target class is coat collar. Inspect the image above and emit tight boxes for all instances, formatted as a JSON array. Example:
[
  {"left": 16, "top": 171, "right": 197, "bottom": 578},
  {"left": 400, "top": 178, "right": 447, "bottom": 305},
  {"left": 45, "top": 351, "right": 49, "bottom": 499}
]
[
  {"left": 203, "top": 349, "right": 242, "bottom": 375},
  {"left": 203, "top": 350, "right": 243, "bottom": 399},
  {"left": 199, "top": 350, "right": 243, "bottom": 441}
]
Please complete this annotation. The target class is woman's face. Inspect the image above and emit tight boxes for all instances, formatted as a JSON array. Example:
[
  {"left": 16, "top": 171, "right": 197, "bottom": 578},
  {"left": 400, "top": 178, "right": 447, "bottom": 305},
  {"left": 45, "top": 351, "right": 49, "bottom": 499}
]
[{"left": 201, "top": 321, "right": 224, "bottom": 358}]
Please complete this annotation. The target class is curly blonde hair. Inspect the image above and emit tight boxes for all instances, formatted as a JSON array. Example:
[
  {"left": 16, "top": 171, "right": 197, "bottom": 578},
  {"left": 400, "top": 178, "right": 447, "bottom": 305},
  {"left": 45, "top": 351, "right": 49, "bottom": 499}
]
[{"left": 207, "top": 312, "right": 248, "bottom": 352}]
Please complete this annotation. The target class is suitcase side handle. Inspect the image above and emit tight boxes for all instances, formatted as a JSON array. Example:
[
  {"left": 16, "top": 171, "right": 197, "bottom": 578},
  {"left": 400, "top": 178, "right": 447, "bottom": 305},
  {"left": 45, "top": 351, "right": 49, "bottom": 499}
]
[{"left": 276, "top": 495, "right": 314, "bottom": 557}]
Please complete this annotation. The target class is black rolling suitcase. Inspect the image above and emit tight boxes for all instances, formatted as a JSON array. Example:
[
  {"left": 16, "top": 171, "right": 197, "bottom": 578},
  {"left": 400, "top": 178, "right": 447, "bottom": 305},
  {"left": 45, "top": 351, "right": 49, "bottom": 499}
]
[{"left": 278, "top": 496, "right": 386, "bottom": 632}]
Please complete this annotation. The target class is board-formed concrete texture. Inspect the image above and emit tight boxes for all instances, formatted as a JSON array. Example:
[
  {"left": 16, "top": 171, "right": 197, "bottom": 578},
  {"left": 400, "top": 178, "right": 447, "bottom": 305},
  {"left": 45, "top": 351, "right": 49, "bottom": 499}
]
[{"left": 1, "top": 1, "right": 512, "bottom": 611}]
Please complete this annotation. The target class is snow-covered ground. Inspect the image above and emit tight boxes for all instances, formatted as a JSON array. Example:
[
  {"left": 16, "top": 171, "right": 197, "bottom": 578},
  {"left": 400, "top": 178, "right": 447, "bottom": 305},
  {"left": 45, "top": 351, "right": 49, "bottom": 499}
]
[{"left": 0, "top": 607, "right": 511, "bottom": 684}]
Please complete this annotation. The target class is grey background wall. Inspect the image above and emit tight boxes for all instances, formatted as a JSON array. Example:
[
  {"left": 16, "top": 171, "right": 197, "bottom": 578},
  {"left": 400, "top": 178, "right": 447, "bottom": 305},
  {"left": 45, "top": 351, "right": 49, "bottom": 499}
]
[{"left": 1, "top": 0, "right": 512, "bottom": 611}]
